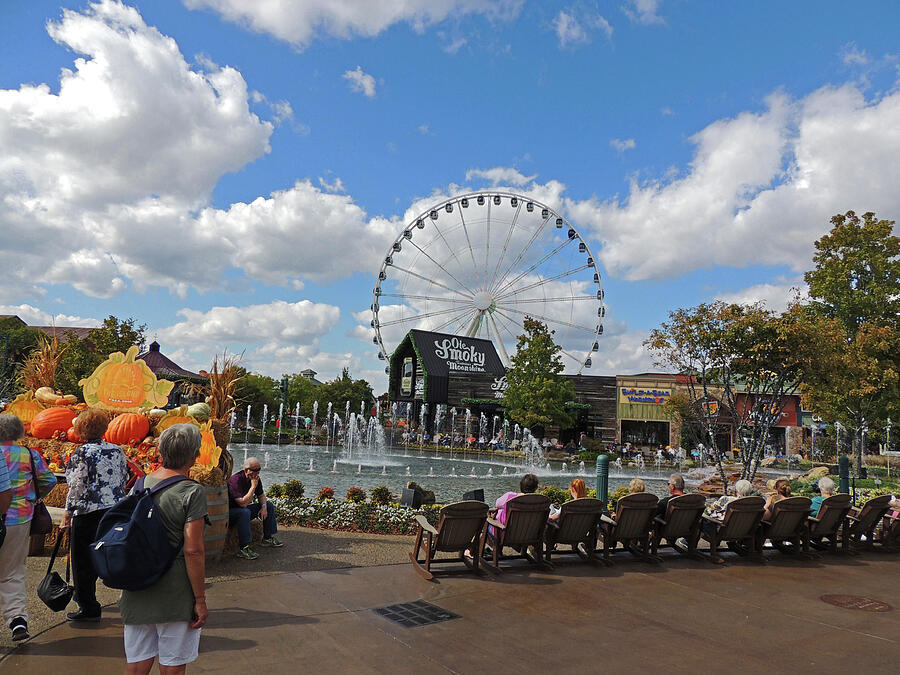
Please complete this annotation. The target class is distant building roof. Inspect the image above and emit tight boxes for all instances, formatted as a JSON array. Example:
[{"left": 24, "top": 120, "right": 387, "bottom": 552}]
[
  {"left": 136, "top": 341, "right": 207, "bottom": 382},
  {"left": 300, "top": 369, "right": 322, "bottom": 386},
  {"left": 0, "top": 315, "right": 94, "bottom": 343}
]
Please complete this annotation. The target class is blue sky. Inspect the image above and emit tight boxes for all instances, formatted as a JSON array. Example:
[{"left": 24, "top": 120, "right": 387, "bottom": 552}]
[{"left": 2, "top": 0, "right": 899, "bottom": 391}]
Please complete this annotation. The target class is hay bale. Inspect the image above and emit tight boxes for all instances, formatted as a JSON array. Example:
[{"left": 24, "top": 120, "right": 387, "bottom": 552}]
[{"left": 223, "top": 518, "right": 262, "bottom": 555}]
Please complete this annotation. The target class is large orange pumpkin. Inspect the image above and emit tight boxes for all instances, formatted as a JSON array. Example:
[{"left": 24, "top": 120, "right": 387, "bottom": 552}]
[
  {"left": 30, "top": 407, "right": 78, "bottom": 439},
  {"left": 105, "top": 413, "right": 150, "bottom": 446}
]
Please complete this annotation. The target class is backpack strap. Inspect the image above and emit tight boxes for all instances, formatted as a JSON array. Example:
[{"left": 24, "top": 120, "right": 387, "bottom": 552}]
[{"left": 148, "top": 475, "right": 192, "bottom": 494}]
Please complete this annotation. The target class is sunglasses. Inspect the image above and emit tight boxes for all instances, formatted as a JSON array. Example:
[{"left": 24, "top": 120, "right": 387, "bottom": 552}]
[{"left": 248, "top": 468, "right": 261, "bottom": 473}]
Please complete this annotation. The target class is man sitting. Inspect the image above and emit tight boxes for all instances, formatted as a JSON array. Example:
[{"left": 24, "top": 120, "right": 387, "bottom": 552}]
[
  {"left": 810, "top": 477, "right": 835, "bottom": 517},
  {"left": 657, "top": 473, "right": 686, "bottom": 518},
  {"left": 228, "top": 457, "right": 283, "bottom": 560}
]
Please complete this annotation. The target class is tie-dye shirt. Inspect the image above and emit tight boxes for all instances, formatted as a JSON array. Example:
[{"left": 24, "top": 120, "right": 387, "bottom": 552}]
[{"left": 1, "top": 443, "right": 57, "bottom": 526}]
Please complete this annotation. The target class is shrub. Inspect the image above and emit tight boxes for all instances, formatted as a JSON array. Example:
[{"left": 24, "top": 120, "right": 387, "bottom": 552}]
[
  {"left": 576, "top": 450, "right": 600, "bottom": 462},
  {"left": 317, "top": 486, "right": 335, "bottom": 501},
  {"left": 346, "top": 486, "right": 367, "bottom": 503},
  {"left": 539, "top": 485, "right": 570, "bottom": 507},
  {"left": 268, "top": 483, "right": 284, "bottom": 498},
  {"left": 282, "top": 478, "right": 305, "bottom": 501},
  {"left": 608, "top": 485, "right": 630, "bottom": 510},
  {"left": 371, "top": 484, "right": 392, "bottom": 505}
]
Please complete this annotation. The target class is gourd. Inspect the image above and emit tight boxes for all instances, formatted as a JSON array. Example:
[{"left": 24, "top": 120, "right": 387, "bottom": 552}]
[
  {"left": 30, "top": 407, "right": 78, "bottom": 439},
  {"left": 105, "top": 413, "right": 151, "bottom": 446},
  {"left": 66, "top": 426, "right": 83, "bottom": 443},
  {"left": 154, "top": 406, "right": 200, "bottom": 433},
  {"left": 186, "top": 402, "right": 211, "bottom": 423}
]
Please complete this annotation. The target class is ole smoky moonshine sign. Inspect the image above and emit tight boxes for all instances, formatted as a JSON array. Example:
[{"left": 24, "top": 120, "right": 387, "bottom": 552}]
[{"left": 433, "top": 336, "right": 488, "bottom": 373}]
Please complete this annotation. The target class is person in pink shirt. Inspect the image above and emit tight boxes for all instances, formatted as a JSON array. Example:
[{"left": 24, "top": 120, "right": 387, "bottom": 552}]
[{"left": 494, "top": 473, "right": 539, "bottom": 527}]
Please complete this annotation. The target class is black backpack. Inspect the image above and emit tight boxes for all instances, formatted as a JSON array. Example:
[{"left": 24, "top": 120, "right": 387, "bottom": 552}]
[{"left": 91, "top": 475, "right": 192, "bottom": 591}]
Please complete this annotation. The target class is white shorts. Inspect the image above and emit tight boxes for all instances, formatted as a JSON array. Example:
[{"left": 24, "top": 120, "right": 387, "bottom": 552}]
[{"left": 124, "top": 622, "right": 201, "bottom": 667}]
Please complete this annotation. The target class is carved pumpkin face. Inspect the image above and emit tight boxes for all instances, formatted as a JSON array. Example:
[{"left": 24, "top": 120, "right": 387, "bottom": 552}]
[{"left": 80, "top": 346, "right": 174, "bottom": 412}]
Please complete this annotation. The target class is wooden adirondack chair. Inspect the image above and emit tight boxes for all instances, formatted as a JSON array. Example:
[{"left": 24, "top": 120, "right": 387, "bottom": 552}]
[
  {"left": 845, "top": 494, "right": 892, "bottom": 553},
  {"left": 544, "top": 498, "right": 605, "bottom": 565},
  {"left": 409, "top": 501, "right": 489, "bottom": 580},
  {"left": 651, "top": 493, "right": 706, "bottom": 560},
  {"left": 700, "top": 496, "right": 765, "bottom": 564},
  {"left": 598, "top": 493, "right": 659, "bottom": 565},
  {"left": 758, "top": 496, "right": 812, "bottom": 558},
  {"left": 879, "top": 511, "right": 900, "bottom": 550},
  {"left": 481, "top": 494, "right": 551, "bottom": 573},
  {"left": 808, "top": 493, "right": 853, "bottom": 553}
]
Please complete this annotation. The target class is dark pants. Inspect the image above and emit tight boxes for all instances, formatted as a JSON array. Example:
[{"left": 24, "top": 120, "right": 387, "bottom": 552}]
[
  {"left": 71, "top": 508, "right": 107, "bottom": 616},
  {"left": 229, "top": 503, "right": 277, "bottom": 547}
]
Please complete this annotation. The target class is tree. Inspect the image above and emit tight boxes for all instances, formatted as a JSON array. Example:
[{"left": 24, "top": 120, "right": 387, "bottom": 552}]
[
  {"left": 235, "top": 369, "right": 280, "bottom": 419},
  {"left": 802, "top": 211, "right": 900, "bottom": 468},
  {"left": 54, "top": 316, "right": 147, "bottom": 398},
  {"left": 287, "top": 373, "right": 319, "bottom": 417},
  {"left": 0, "top": 317, "right": 42, "bottom": 399},
  {"left": 502, "top": 318, "right": 575, "bottom": 433},
  {"left": 316, "top": 368, "right": 374, "bottom": 419},
  {"left": 646, "top": 302, "right": 824, "bottom": 487}
]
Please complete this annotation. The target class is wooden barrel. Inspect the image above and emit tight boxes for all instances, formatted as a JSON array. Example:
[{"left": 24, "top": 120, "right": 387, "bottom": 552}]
[{"left": 204, "top": 484, "right": 230, "bottom": 565}]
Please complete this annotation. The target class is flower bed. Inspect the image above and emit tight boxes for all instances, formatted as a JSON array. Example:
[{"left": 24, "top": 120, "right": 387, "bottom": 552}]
[{"left": 271, "top": 496, "right": 442, "bottom": 535}]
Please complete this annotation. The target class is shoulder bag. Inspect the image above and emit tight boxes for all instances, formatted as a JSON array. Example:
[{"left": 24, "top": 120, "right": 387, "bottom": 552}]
[
  {"left": 29, "top": 450, "right": 53, "bottom": 536},
  {"left": 37, "top": 534, "right": 74, "bottom": 611}
]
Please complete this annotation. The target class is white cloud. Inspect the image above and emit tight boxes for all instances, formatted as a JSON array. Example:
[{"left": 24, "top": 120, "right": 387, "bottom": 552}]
[
  {"left": 841, "top": 43, "right": 870, "bottom": 66},
  {"left": 343, "top": 66, "right": 376, "bottom": 98},
  {"left": 183, "top": 0, "right": 524, "bottom": 49},
  {"left": 660, "top": 106, "right": 674, "bottom": 116},
  {"left": 553, "top": 9, "right": 612, "bottom": 48},
  {"left": 623, "top": 0, "right": 664, "bottom": 25},
  {"left": 714, "top": 281, "right": 807, "bottom": 312},
  {"left": 418, "top": 124, "right": 432, "bottom": 135},
  {"left": 0, "top": 304, "right": 101, "bottom": 328},
  {"left": 442, "top": 36, "right": 467, "bottom": 54},
  {"left": 569, "top": 80, "right": 900, "bottom": 281},
  {"left": 0, "top": 1, "right": 272, "bottom": 299},
  {"left": 610, "top": 137, "right": 636, "bottom": 153},
  {"left": 465, "top": 166, "right": 538, "bottom": 186}
]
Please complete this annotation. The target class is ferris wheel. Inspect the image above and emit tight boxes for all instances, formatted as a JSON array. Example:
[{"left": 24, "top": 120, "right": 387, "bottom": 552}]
[{"left": 370, "top": 191, "right": 605, "bottom": 373}]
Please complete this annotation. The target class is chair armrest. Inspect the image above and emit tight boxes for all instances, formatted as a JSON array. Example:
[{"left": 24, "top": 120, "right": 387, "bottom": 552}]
[
  {"left": 808, "top": 516, "right": 820, "bottom": 524},
  {"left": 413, "top": 515, "right": 438, "bottom": 536},
  {"left": 701, "top": 514, "right": 720, "bottom": 524},
  {"left": 654, "top": 516, "right": 666, "bottom": 526},
  {"left": 486, "top": 517, "right": 505, "bottom": 530},
  {"left": 846, "top": 515, "right": 861, "bottom": 524},
  {"left": 600, "top": 514, "right": 616, "bottom": 525}
]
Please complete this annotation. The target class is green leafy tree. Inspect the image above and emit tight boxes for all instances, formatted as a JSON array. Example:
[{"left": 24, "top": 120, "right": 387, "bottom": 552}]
[
  {"left": 502, "top": 318, "right": 575, "bottom": 433},
  {"left": 235, "top": 369, "right": 280, "bottom": 417},
  {"left": 0, "top": 317, "right": 43, "bottom": 398},
  {"left": 287, "top": 373, "right": 320, "bottom": 417},
  {"left": 316, "top": 368, "right": 374, "bottom": 417},
  {"left": 54, "top": 316, "right": 147, "bottom": 398},
  {"left": 802, "top": 211, "right": 900, "bottom": 468}
]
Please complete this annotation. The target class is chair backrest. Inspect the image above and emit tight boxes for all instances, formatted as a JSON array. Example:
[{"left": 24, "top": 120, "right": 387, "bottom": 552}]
[
  {"left": 554, "top": 498, "right": 605, "bottom": 544},
  {"left": 612, "top": 493, "right": 659, "bottom": 539},
  {"left": 810, "top": 493, "right": 852, "bottom": 536},
  {"left": 719, "top": 496, "right": 766, "bottom": 540},
  {"left": 765, "top": 497, "right": 812, "bottom": 539},
  {"left": 849, "top": 494, "right": 893, "bottom": 534},
  {"left": 502, "top": 494, "right": 551, "bottom": 547},
  {"left": 434, "top": 501, "right": 489, "bottom": 552},
  {"left": 658, "top": 493, "right": 706, "bottom": 539}
]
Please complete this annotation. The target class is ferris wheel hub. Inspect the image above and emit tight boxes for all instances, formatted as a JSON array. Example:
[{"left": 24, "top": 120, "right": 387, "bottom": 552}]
[{"left": 473, "top": 291, "right": 495, "bottom": 312}]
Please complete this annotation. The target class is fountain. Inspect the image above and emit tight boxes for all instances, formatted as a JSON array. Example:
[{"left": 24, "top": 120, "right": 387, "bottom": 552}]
[
  {"left": 326, "top": 402, "right": 333, "bottom": 452},
  {"left": 245, "top": 405, "right": 251, "bottom": 443},
  {"left": 405, "top": 466, "right": 411, "bottom": 476},
  {"left": 501, "top": 466, "right": 508, "bottom": 476},
  {"left": 561, "top": 462, "right": 567, "bottom": 473},
  {"left": 450, "top": 407, "right": 457, "bottom": 449},
  {"left": 380, "top": 465, "right": 387, "bottom": 476},
  {"left": 243, "top": 447, "right": 247, "bottom": 463},
  {"left": 579, "top": 461, "right": 586, "bottom": 475},
  {"left": 486, "top": 468, "right": 493, "bottom": 477},
  {"left": 331, "top": 460, "right": 338, "bottom": 474},
  {"left": 264, "top": 451, "right": 270, "bottom": 468},
  {"left": 307, "top": 458, "right": 315, "bottom": 472},
  {"left": 428, "top": 466, "right": 435, "bottom": 477},
  {"left": 419, "top": 403, "right": 427, "bottom": 453},
  {"left": 285, "top": 455, "right": 291, "bottom": 471},
  {"left": 312, "top": 400, "right": 318, "bottom": 438},
  {"left": 260, "top": 404, "right": 268, "bottom": 447},
  {"left": 276, "top": 402, "right": 284, "bottom": 448},
  {"left": 614, "top": 457, "right": 623, "bottom": 471},
  {"left": 449, "top": 466, "right": 457, "bottom": 477},
  {"left": 292, "top": 401, "right": 300, "bottom": 444},
  {"left": 356, "top": 464, "right": 362, "bottom": 475},
  {"left": 469, "top": 465, "right": 477, "bottom": 477}
]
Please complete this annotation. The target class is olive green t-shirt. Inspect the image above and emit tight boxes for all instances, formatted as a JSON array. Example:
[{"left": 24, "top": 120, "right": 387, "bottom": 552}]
[{"left": 118, "top": 477, "right": 207, "bottom": 625}]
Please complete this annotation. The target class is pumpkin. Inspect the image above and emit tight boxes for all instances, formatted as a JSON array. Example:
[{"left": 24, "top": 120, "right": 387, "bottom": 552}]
[
  {"left": 105, "top": 413, "right": 150, "bottom": 446},
  {"left": 4, "top": 392, "right": 44, "bottom": 425},
  {"left": 66, "top": 426, "right": 83, "bottom": 443},
  {"left": 197, "top": 422, "right": 222, "bottom": 469},
  {"left": 30, "top": 407, "right": 78, "bottom": 439},
  {"left": 154, "top": 406, "right": 200, "bottom": 434},
  {"left": 79, "top": 346, "right": 174, "bottom": 412}
]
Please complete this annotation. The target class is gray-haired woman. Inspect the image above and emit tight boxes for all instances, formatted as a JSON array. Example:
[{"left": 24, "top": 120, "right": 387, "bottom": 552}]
[{"left": 120, "top": 424, "right": 208, "bottom": 674}]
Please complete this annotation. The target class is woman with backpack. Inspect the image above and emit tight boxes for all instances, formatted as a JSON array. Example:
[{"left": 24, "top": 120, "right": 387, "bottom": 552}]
[
  {"left": 0, "top": 413, "right": 56, "bottom": 642},
  {"left": 60, "top": 409, "right": 129, "bottom": 622},
  {"left": 120, "top": 423, "right": 208, "bottom": 674}
]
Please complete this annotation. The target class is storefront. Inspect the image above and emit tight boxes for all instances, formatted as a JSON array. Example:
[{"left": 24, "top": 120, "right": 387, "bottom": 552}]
[
  {"left": 616, "top": 374, "right": 677, "bottom": 449},
  {"left": 735, "top": 392, "right": 803, "bottom": 455}
]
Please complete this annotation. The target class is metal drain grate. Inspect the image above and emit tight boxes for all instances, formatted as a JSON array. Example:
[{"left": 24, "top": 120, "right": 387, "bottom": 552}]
[
  {"left": 820, "top": 595, "right": 893, "bottom": 612},
  {"left": 374, "top": 600, "right": 460, "bottom": 628}
]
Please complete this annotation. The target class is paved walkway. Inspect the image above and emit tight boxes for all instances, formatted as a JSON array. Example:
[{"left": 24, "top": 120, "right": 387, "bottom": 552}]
[{"left": 4, "top": 545, "right": 900, "bottom": 673}]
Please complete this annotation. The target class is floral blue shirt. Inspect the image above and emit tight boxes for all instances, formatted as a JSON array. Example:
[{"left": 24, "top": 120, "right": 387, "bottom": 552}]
[{"left": 65, "top": 440, "right": 129, "bottom": 515}]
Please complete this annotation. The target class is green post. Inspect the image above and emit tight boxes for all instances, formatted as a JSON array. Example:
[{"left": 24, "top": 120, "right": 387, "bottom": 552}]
[
  {"left": 596, "top": 454, "right": 609, "bottom": 506},
  {"left": 838, "top": 455, "right": 850, "bottom": 494}
]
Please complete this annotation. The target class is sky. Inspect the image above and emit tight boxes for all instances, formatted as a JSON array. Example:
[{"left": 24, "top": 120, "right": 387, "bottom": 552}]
[{"left": 2, "top": 0, "right": 900, "bottom": 393}]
